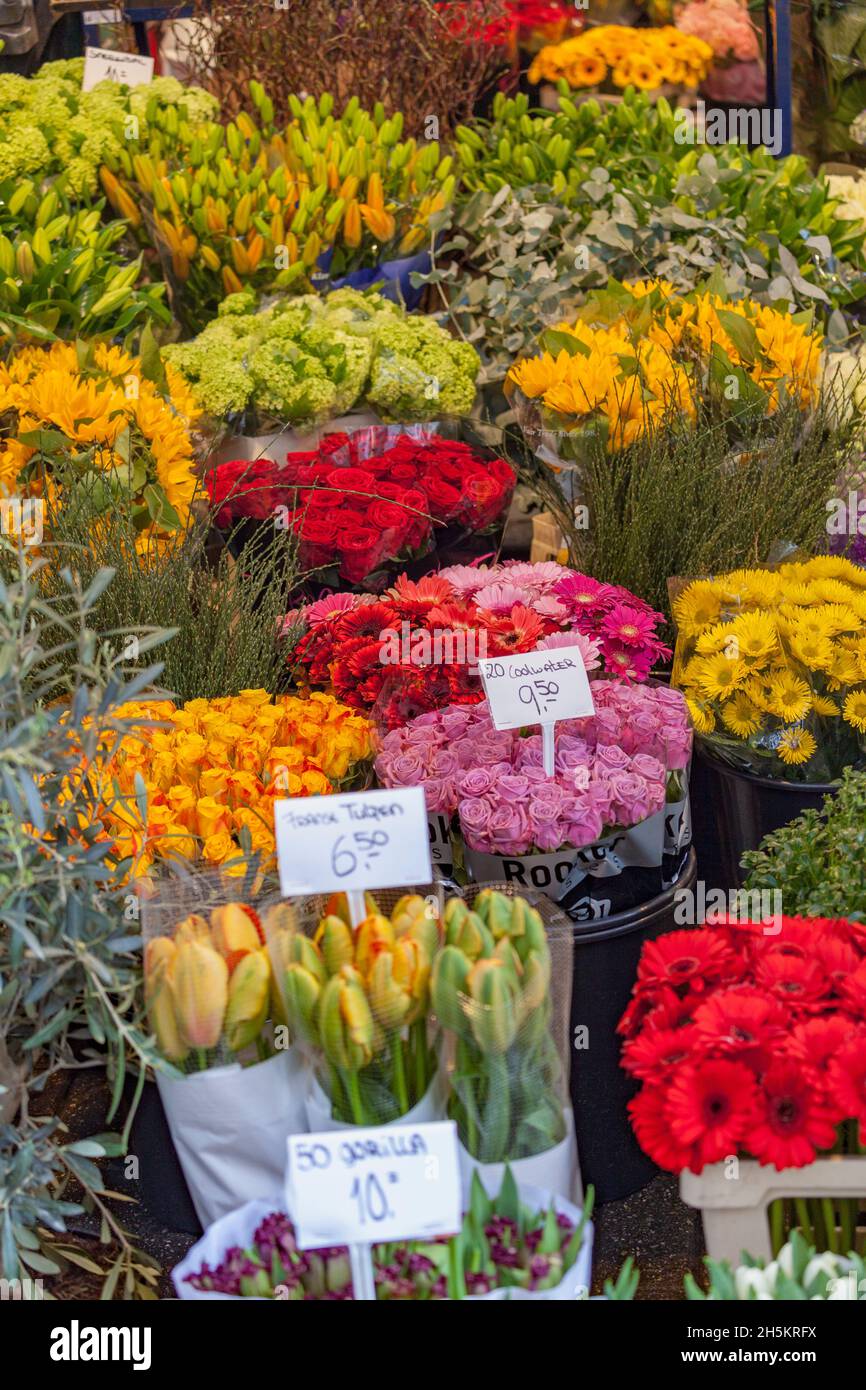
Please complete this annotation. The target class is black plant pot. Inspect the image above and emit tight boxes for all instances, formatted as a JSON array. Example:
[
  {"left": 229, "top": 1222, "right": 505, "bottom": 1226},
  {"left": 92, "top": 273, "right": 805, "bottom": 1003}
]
[
  {"left": 569, "top": 848, "right": 697, "bottom": 1204},
  {"left": 690, "top": 747, "right": 837, "bottom": 892}
]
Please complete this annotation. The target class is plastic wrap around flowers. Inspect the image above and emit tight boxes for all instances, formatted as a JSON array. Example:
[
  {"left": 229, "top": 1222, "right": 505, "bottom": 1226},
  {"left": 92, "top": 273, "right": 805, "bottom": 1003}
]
[
  {"left": 290, "top": 566, "right": 670, "bottom": 728},
  {"left": 621, "top": 915, "right": 866, "bottom": 1182},
  {"left": 207, "top": 431, "right": 515, "bottom": 586},
  {"left": 375, "top": 682, "right": 691, "bottom": 856}
]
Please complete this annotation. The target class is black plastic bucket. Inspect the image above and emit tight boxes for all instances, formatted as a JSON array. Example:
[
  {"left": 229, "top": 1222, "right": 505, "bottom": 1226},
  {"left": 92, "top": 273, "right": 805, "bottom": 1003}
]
[
  {"left": 129, "top": 1081, "right": 202, "bottom": 1237},
  {"left": 569, "top": 847, "right": 697, "bottom": 1203},
  {"left": 691, "top": 747, "right": 836, "bottom": 891}
]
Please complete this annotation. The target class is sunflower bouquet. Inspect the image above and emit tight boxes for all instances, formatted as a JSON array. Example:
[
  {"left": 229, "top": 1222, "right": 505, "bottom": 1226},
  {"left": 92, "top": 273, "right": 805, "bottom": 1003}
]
[
  {"left": 93, "top": 689, "right": 373, "bottom": 877},
  {"left": 527, "top": 24, "right": 714, "bottom": 93},
  {"left": 671, "top": 556, "right": 866, "bottom": 782},
  {"left": 506, "top": 277, "right": 823, "bottom": 466},
  {"left": 0, "top": 339, "right": 200, "bottom": 545}
]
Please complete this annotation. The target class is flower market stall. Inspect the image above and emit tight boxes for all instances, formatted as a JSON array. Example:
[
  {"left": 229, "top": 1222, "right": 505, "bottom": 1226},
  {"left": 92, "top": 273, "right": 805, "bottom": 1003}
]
[{"left": 1, "top": 0, "right": 866, "bottom": 1344}]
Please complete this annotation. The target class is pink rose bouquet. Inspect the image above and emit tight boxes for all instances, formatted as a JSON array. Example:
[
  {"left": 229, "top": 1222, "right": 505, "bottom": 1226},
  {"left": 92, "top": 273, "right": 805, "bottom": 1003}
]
[{"left": 375, "top": 681, "right": 692, "bottom": 857}]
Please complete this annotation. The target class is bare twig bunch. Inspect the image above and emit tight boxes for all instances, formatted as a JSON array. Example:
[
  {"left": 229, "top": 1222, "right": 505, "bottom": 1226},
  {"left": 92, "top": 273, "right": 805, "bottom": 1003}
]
[{"left": 179, "top": 0, "right": 509, "bottom": 136}]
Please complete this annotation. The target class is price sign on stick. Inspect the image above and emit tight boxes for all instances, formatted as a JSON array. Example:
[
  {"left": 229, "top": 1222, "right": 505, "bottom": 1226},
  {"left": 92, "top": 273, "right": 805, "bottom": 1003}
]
[
  {"left": 479, "top": 645, "right": 595, "bottom": 776},
  {"left": 286, "top": 1121, "right": 461, "bottom": 1300},
  {"left": 82, "top": 47, "right": 155, "bottom": 92},
  {"left": 274, "top": 786, "right": 431, "bottom": 906}
]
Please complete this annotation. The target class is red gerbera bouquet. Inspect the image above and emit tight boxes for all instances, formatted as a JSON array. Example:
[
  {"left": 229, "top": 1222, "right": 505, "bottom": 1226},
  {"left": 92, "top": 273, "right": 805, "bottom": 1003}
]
[
  {"left": 621, "top": 915, "right": 866, "bottom": 1178},
  {"left": 205, "top": 430, "right": 515, "bottom": 586},
  {"left": 288, "top": 562, "right": 670, "bottom": 727}
]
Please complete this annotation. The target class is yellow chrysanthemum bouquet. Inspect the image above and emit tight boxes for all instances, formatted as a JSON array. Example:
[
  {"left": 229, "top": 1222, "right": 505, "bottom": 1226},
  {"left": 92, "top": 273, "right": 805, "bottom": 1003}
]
[
  {"left": 0, "top": 339, "right": 200, "bottom": 545},
  {"left": 91, "top": 690, "right": 373, "bottom": 878},
  {"left": 528, "top": 24, "right": 714, "bottom": 93},
  {"left": 671, "top": 556, "right": 866, "bottom": 781},
  {"left": 506, "top": 277, "right": 823, "bottom": 468}
]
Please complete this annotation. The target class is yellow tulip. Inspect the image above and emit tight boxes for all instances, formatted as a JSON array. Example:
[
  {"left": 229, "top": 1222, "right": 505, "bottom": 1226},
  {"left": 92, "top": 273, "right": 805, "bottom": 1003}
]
[
  {"left": 210, "top": 902, "right": 261, "bottom": 973},
  {"left": 224, "top": 948, "right": 271, "bottom": 1051},
  {"left": 144, "top": 937, "right": 188, "bottom": 1064},
  {"left": 172, "top": 940, "right": 228, "bottom": 1050},
  {"left": 354, "top": 913, "right": 395, "bottom": 977}
]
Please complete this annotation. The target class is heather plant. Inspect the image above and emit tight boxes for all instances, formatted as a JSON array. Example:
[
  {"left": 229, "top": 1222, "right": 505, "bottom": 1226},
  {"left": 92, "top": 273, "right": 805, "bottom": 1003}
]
[{"left": 0, "top": 541, "right": 170, "bottom": 1296}]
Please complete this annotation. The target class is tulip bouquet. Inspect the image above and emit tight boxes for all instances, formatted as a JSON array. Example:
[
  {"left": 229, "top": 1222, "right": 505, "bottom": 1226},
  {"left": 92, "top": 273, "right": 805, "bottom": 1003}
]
[
  {"left": 291, "top": 566, "right": 670, "bottom": 728},
  {"left": 621, "top": 913, "right": 866, "bottom": 1252},
  {"left": 178, "top": 1168, "right": 594, "bottom": 1300},
  {"left": 686, "top": 1234, "right": 866, "bottom": 1301},
  {"left": 209, "top": 430, "right": 515, "bottom": 587},
  {"left": 671, "top": 555, "right": 866, "bottom": 781},
  {"left": 268, "top": 893, "right": 442, "bottom": 1127},
  {"left": 95, "top": 690, "right": 373, "bottom": 877},
  {"left": 431, "top": 890, "right": 568, "bottom": 1166},
  {"left": 145, "top": 901, "right": 273, "bottom": 1069},
  {"left": 100, "top": 82, "right": 456, "bottom": 331},
  {"left": 162, "top": 287, "right": 480, "bottom": 431},
  {"left": 0, "top": 339, "right": 199, "bottom": 545}
]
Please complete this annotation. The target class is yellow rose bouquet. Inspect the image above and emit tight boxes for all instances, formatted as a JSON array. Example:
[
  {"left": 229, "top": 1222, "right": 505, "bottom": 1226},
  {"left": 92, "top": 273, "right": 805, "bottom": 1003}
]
[
  {"left": 528, "top": 24, "right": 714, "bottom": 92},
  {"left": 0, "top": 339, "right": 200, "bottom": 546},
  {"left": 506, "top": 277, "right": 823, "bottom": 467},
  {"left": 672, "top": 556, "right": 866, "bottom": 781},
  {"left": 95, "top": 689, "right": 372, "bottom": 877}
]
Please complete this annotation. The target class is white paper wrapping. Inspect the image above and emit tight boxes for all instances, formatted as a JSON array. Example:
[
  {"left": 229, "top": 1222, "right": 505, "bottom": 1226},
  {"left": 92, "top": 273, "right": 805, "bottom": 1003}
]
[
  {"left": 304, "top": 1070, "right": 447, "bottom": 1133},
  {"left": 464, "top": 1182, "right": 594, "bottom": 1302},
  {"left": 457, "top": 1106, "right": 581, "bottom": 1204},
  {"left": 157, "top": 1048, "right": 309, "bottom": 1228}
]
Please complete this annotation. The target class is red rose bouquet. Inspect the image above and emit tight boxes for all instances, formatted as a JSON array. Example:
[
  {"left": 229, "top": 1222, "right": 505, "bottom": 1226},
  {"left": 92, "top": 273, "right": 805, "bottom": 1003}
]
[
  {"left": 205, "top": 429, "right": 515, "bottom": 587},
  {"left": 622, "top": 914, "right": 866, "bottom": 1248},
  {"left": 288, "top": 563, "right": 670, "bottom": 727}
]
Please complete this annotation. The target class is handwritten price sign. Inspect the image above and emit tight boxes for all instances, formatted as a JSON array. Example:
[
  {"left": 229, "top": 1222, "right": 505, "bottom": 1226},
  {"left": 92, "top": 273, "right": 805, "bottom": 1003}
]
[
  {"left": 274, "top": 787, "right": 432, "bottom": 897},
  {"left": 479, "top": 646, "right": 595, "bottom": 731},
  {"left": 82, "top": 46, "right": 155, "bottom": 92},
  {"left": 286, "top": 1121, "right": 461, "bottom": 1251}
]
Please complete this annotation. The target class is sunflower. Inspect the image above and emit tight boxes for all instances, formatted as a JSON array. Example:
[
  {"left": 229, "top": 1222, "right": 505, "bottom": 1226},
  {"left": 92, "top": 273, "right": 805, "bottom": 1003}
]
[
  {"left": 767, "top": 672, "right": 812, "bottom": 723},
  {"left": 842, "top": 690, "right": 866, "bottom": 733},
  {"left": 776, "top": 727, "right": 817, "bottom": 766}
]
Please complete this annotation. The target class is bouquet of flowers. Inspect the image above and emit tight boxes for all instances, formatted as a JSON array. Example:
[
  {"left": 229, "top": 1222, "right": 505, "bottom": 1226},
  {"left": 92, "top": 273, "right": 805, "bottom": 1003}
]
[
  {"left": 507, "top": 278, "right": 823, "bottom": 465},
  {"left": 622, "top": 912, "right": 866, "bottom": 1249},
  {"left": 0, "top": 340, "right": 200, "bottom": 545},
  {"left": 101, "top": 83, "right": 456, "bottom": 330},
  {"left": 145, "top": 900, "right": 273, "bottom": 1069},
  {"left": 527, "top": 24, "right": 714, "bottom": 92},
  {"left": 179, "top": 1168, "right": 593, "bottom": 1299},
  {"left": 676, "top": 0, "right": 765, "bottom": 105},
  {"left": 268, "top": 893, "right": 441, "bottom": 1126},
  {"left": 206, "top": 428, "right": 515, "bottom": 586},
  {"left": 671, "top": 555, "right": 866, "bottom": 781},
  {"left": 162, "top": 287, "right": 480, "bottom": 431},
  {"left": 431, "top": 890, "right": 568, "bottom": 1164},
  {"left": 377, "top": 684, "right": 692, "bottom": 911},
  {"left": 291, "top": 566, "right": 671, "bottom": 727},
  {"left": 686, "top": 1233, "right": 866, "bottom": 1300},
  {"left": 95, "top": 690, "right": 372, "bottom": 876}
]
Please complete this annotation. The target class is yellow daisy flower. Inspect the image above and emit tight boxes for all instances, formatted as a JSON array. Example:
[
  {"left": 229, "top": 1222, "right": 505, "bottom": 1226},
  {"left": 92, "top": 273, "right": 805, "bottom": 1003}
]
[
  {"left": 777, "top": 727, "right": 817, "bottom": 765},
  {"left": 842, "top": 689, "right": 866, "bottom": 733}
]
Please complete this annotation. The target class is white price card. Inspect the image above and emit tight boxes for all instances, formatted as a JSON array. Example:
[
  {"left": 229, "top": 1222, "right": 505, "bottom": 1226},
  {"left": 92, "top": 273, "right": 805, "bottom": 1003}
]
[
  {"left": 479, "top": 645, "right": 595, "bottom": 732},
  {"left": 83, "top": 8, "right": 124, "bottom": 22},
  {"left": 286, "top": 1121, "right": 461, "bottom": 1250},
  {"left": 82, "top": 46, "right": 155, "bottom": 93},
  {"left": 274, "top": 786, "right": 432, "bottom": 897}
]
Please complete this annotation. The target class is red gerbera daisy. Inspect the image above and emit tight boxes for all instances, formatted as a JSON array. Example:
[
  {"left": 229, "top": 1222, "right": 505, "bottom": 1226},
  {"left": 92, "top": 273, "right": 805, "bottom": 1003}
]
[
  {"left": 387, "top": 574, "right": 454, "bottom": 615},
  {"left": 692, "top": 987, "right": 786, "bottom": 1069},
  {"left": 827, "top": 1033, "right": 866, "bottom": 1125},
  {"left": 842, "top": 961, "right": 866, "bottom": 1014},
  {"left": 813, "top": 934, "right": 861, "bottom": 993},
  {"left": 746, "top": 1059, "right": 838, "bottom": 1169},
  {"left": 627, "top": 1084, "right": 696, "bottom": 1173},
  {"left": 755, "top": 952, "right": 830, "bottom": 1012},
  {"left": 787, "top": 1015, "right": 852, "bottom": 1074},
  {"left": 621, "top": 1025, "right": 699, "bottom": 1082},
  {"left": 666, "top": 1059, "right": 759, "bottom": 1170},
  {"left": 484, "top": 603, "right": 545, "bottom": 652},
  {"left": 637, "top": 930, "right": 736, "bottom": 995}
]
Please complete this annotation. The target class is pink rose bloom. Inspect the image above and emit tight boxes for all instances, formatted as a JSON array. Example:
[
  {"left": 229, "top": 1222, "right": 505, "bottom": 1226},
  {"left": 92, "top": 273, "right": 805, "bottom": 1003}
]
[
  {"left": 430, "top": 749, "right": 460, "bottom": 778},
  {"left": 459, "top": 797, "right": 493, "bottom": 839},
  {"left": 630, "top": 753, "right": 667, "bottom": 785},
  {"left": 563, "top": 765, "right": 591, "bottom": 794},
  {"left": 586, "top": 779, "right": 614, "bottom": 822},
  {"left": 523, "top": 765, "right": 553, "bottom": 785},
  {"left": 404, "top": 724, "right": 442, "bottom": 747},
  {"left": 422, "top": 778, "right": 453, "bottom": 815},
  {"left": 387, "top": 750, "right": 427, "bottom": 785},
  {"left": 608, "top": 772, "right": 651, "bottom": 826},
  {"left": 596, "top": 743, "right": 631, "bottom": 772},
  {"left": 457, "top": 767, "right": 493, "bottom": 798},
  {"left": 486, "top": 802, "right": 531, "bottom": 850},
  {"left": 496, "top": 773, "right": 532, "bottom": 801},
  {"left": 564, "top": 803, "right": 604, "bottom": 848}
]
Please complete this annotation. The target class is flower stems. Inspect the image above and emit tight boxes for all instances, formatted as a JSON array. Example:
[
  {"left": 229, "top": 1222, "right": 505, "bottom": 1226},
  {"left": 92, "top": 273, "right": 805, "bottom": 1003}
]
[
  {"left": 344, "top": 1067, "right": 366, "bottom": 1126},
  {"left": 391, "top": 1035, "right": 409, "bottom": 1116}
]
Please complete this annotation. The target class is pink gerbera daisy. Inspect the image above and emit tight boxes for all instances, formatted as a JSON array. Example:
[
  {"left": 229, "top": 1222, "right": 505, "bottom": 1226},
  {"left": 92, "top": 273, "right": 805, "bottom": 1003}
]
[
  {"left": 600, "top": 603, "right": 658, "bottom": 648},
  {"left": 473, "top": 582, "right": 532, "bottom": 613},
  {"left": 536, "top": 630, "right": 601, "bottom": 671},
  {"left": 299, "top": 592, "right": 367, "bottom": 627}
]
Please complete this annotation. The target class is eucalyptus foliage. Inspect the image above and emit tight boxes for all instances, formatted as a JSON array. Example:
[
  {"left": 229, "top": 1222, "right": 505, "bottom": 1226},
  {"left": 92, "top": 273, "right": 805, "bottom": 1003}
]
[{"left": 0, "top": 544, "right": 168, "bottom": 1295}]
